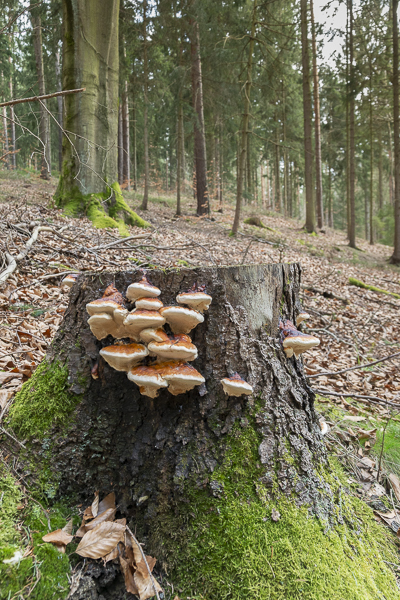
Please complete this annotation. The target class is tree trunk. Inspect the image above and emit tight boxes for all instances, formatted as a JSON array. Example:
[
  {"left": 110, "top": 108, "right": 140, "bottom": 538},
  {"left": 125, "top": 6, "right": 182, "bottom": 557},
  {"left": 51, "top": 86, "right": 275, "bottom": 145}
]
[
  {"left": 389, "top": 121, "right": 394, "bottom": 205},
  {"left": 391, "top": 0, "right": 400, "bottom": 262},
  {"left": 310, "top": 0, "right": 323, "bottom": 229},
  {"left": 378, "top": 127, "right": 383, "bottom": 210},
  {"left": 346, "top": 5, "right": 351, "bottom": 239},
  {"left": 122, "top": 80, "right": 131, "bottom": 191},
  {"left": 55, "top": 49, "right": 63, "bottom": 172},
  {"left": 140, "top": 0, "right": 150, "bottom": 210},
  {"left": 274, "top": 116, "right": 281, "bottom": 212},
  {"left": 349, "top": 0, "right": 356, "bottom": 248},
  {"left": 31, "top": 11, "right": 51, "bottom": 180},
  {"left": 176, "top": 102, "right": 183, "bottom": 215},
  {"left": 9, "top": 262, "right": 348, "bottom": 596},
  {"left": 300, "top": 0, "right": 315, "bottom": 233},
  {"left": 133, "top": 103, "right": 137, "bottom": 191},
  {"left": 8, "top": 55, "right": 16, "bottom": 170},
  {"left": 118, "top": 102, "right": 123, "bottom": 184},
  {"left": 283, "top": 86, "right": 289, "bottom": 217},
  {"left": 369, "top": 56, "right": 374, "bottom": 245},
  {"left": 261, "top": 161, "right": 265, "bottom": 208},
  {"left": 2, "top": 102, "right": 9, "bottom": 171},
  {"left": 190, "top": 20, "right": 209, "bottom": 216}
]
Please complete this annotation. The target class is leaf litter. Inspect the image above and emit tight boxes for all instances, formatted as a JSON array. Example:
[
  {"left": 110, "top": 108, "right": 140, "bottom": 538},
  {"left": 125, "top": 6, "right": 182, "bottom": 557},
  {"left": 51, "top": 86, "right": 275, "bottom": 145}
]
[{"left": 42, "top": 490, "right": 163, "bottom": 599}]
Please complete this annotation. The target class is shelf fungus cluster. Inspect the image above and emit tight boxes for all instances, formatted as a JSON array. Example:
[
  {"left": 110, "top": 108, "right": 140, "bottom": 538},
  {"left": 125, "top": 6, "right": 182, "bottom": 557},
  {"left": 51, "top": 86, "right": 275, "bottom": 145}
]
[
  {"left": 86, "top": 276, "right": 212, "bottom": 398},
  {"left": 279, "top": 319, "right": 320, "bottom": 359}
]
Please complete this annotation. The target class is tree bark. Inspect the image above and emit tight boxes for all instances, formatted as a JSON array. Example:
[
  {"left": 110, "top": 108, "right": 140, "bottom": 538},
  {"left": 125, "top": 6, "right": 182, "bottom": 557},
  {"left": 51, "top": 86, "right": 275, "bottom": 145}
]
[
  {"left": 191, "top": 19, "right": 209, "bottom": 216},
  {"left": 55, "top": 49, "right": 63, "bottom": 172},
  {"left": 140, "top": 0, "right": 150, "bottom": 210},
  {"left": 55, "top": 0, "right": 119, "bottom": 198},
  {"left": 10, "top": 263, "right": 338, "bottom": 593},
  {"left": 300, "top": 0, "right": 315, "bottom": 233},
  {"left": 122, "top": 80, "right": 130, "bottom": 191},
  {"left": 391, "top": 0, "right": 400, "bottom": 262},
  {"left": 310, "top": 0, "right": 323, "bottom": 229},
  {"left": 118, "top": 102, "right": 123, "bottom": 184},
  {"left": 349, "top": 0, "right": 356, "bottom": 248},
  {"left": 369, "top": 56, "right": 374, "bottom": 245},
  {"left": 378, "top": 127, "right": 383, "bottom": 209},
  {"left": 8, "top": 54, "right": 16, "bottom": 170},
  {"left": 176, "top": 102, "right": 183, "bottom": 215},
  {"left": 274, "top": 113, "right": 281, "bottom": 212},
  {"left": 31, "top": 11, "right": 51, "bottom": 180}
]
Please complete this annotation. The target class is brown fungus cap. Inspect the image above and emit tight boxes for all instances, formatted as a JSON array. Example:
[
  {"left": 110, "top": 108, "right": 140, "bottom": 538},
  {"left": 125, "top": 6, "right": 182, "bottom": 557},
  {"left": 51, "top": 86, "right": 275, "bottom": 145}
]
[
  {"left": 61, "top": 273, "right": 79, "bottom": 288},
  {"left": 221, "top": 373, "right": 253, "bottom": 397},
  {"left": 159, "top": 305, "right": 204, "bottom": 334},
  {"left": 139, "top": 327, "right": 170, "bottom": 344},
  {"left": 127, "top": 365, "right": 168, "bottom": 398},
  {"left": 126, "top": 275, "right": 161, "bottom": 302},
  {"left": 296, "top": 312, "right": 311, "bottom": 327},
  {"left": 148, "top": 334, "right": 198, "bottom": 362},
  {"left": 123, "top": 309, "right": 166, "bottom": 338},
  {"left": 158, "top": 361, "right": 205, "bottom": 395},
  {"left": 176, "top": 290, "right": 212, "bottom": 313},
  {"left": 86, "top": 284, "right": 125, "bottom": 316},
  {"left": 87, "top": 313, "right": 115, "bottom": 340},
  {"left": 100, "top": 343, "right": 148, "bottom": 372},
  {"left": 135, "top": 297, "right": 164, "bottom": 311},
  {"left": 280, "top": 319, "right": 320, "bottom": 359}
]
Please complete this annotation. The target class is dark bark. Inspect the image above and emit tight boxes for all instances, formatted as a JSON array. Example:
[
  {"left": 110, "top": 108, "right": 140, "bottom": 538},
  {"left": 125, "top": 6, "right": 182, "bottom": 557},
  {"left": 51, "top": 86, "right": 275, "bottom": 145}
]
[
  {"left": 310, "top": 0, "right": 323, "bottom": 229},
  {"left": 55, "top": 49, "right": 63, "bottom": 172},
  {"left": 118, "top": 102, "right": 123, "bottom": 185},
  {"left": 140, "top": 0, "right": 150, "bottom": 210},
  {"left": 14, "top": 263, "right": 334, "bottom": 576},
  {"left": 369, "top": 56, "right": 374, "bottom": 245},
  {"left": 300, "top": 0, "right": 315, "bottom": 233},
  {"left": 349, "top": 0, "right": 356, "bottom": 248},
  {"left": 274, "top": 114, "right": 281, "bottom": 212},
  {"left": 391, "top": 0, "right": 400, "bottom": 262},
  {"left": 191, "top": 19, "right": 209, "bottom": 216},
  {"left": 122, "top": 80, "right": 130, "bottom": 191}
]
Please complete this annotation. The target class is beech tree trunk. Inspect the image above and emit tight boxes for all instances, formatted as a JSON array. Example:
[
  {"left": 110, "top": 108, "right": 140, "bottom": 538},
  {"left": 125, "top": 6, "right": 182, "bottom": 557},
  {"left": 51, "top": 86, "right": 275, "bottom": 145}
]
[
  {"left": 55, "top": 49, "right": 63, "bottom": 172},
  {"left": 31, "top": 11, "right": 51, "bottom": 180},
  {"left": 191, "top": 19, "right": 209, "bottom": 216},
  {"left": 10, "top": 263, "right": 335, "bottom": 596}
]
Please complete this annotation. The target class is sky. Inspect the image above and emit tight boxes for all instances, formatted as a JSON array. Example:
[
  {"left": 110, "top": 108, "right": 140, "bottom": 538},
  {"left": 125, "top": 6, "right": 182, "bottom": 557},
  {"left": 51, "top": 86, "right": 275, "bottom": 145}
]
[{"left": 313, "top": 0, "right": 347, "bottom": 65}]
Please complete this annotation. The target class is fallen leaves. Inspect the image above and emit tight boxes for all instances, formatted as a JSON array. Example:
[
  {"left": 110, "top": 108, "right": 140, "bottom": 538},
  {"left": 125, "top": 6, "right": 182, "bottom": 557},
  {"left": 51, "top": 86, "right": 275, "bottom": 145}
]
[{"left": 41, "top": 491, "right": 163, "bottom": 600}]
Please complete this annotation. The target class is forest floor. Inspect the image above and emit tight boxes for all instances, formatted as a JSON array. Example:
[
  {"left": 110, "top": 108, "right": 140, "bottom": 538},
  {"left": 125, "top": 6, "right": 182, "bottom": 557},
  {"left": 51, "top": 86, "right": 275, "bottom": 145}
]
[{"left": 1, "top": 169, "right": 400, "bottom": 594}]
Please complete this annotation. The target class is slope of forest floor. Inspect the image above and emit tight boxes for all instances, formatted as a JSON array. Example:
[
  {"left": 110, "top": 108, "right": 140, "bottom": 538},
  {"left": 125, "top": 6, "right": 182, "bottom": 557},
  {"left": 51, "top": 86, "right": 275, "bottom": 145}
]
[{"left": 1, "top": 169, "right": 400, "bottom": 597}]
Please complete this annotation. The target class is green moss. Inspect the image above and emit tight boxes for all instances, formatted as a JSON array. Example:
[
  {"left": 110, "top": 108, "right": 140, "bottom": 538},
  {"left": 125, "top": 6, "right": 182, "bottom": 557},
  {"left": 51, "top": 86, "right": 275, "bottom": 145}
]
[
  {"left": 349, "top": 277, "right": 400, "bottom": 299},
  {"left": 154, "top": 424, "right": 400, "bottom": 600},
  {"left": 0, "top": 471, "right": 22, "bottom": 546},
  {"left": 8, "top": 360, "right": 82, "bottom": 439}
]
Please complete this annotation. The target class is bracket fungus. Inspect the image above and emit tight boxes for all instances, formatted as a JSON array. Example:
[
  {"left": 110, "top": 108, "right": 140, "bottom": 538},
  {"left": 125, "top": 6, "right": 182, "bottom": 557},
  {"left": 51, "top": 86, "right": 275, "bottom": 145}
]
[
  {"left": 176, "top": 284, "right": 212, "bottom": 313},
  {"left": 126, "top": 274, "right": 161, "bottom": 301},
  {"left": 159, "top": 362, "right": 205, "bottom": 395},
  {"left": 160, "top": 305, "right": 204, "bottom": 334},
  {"left": 148, "top": 334, "right": 198, "bottom": 362},
  {"left": 296, "top": 312, "right": 311, "bottom": 327},
  {"left": 221, "top": 373, "right": 253, "bottom": 397},
  {"left": 279, "top": 319, "right": 320, "bottom": 359},
  {"left": 139, "top": 327, "right": 170, "bottom": 344},
  {"left": 127, "top": 365, "right": 168, "bottom": 398},
  {"left": 100, "top": 343, "right": 148, "bottom": 371},
  {"left": 135, "top": 297, "right": 163, "bottom": 311},
  {"left": 61, "top": 273, "right": 79, "bottom": 288},
  {"left": 86, "top": 284, "right": 125, "bottom": 316},
  {"left": 123, "top": 309, "right": 166, "bottom": 339}
]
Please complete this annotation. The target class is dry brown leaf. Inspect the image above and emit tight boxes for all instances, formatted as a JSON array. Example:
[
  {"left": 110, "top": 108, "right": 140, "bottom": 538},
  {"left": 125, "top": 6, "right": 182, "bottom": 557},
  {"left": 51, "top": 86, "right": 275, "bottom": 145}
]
[
  {"left": 115, "top": 518, "right": 127, "bottom": 526},
  {"left": 388, "top": 473, "right": 400, "bottom": 503},
  {"left": 0, "top": 390, "right": 12, "bottom": 409},
  {"left": 343, "top": 416, "right": 366, "bottom": 422},
  {"left": 91, "top": 491, "right": 100, "bottom": 518},
  {"left": 82, "top": 506, "right": 93, "bottom": 521},
  {"left": 128, "top": 531, "right": 163, "bottom": 600},
  {"left": 103, "top": 544, "right": 121, "bottom": 564},
  {"left": 76, "top": 522, "right": 125, "bottom": 559},
  {"left": 62, "top": 519, "right": 73, "bottom": 536},
  {"left": 42, "top": 528, "right": 74, "bottom": 546},
  {"left": 357, "top": 428, "right": 377, "bottom": 440},
  {"left": 0, "top": 372, "right": 22, "bottom": 385},
  {"left": 98, "top": 492, "right": 116, "bottom": 514},
  {"left": 119, "top": 555, "right": 139, "bottom": 595}
]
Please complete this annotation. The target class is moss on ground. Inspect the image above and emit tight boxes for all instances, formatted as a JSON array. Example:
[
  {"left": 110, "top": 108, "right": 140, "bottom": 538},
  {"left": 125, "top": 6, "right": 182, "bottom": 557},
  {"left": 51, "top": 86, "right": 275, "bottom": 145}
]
[
  {"left": 348, "top": 277, "right": 400, "bottom": 299},
  {"left": 0, "top": 462, "right": 75, "bottom": 600},
  {"left": 154, "top": 424, "right": 400, "bottom": 600},
  {"left": 55, "top": 181, "right": 149, "bottom": 235},
  {"left": 8, "top": 360, "right": 82, "bottom": 440}
]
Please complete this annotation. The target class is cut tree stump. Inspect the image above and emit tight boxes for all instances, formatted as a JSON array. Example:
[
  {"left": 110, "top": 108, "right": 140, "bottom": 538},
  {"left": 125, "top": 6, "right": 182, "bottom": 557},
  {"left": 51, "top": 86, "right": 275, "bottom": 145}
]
[{"left": 8, "top": 263, "right": 345, "bottom": 597}]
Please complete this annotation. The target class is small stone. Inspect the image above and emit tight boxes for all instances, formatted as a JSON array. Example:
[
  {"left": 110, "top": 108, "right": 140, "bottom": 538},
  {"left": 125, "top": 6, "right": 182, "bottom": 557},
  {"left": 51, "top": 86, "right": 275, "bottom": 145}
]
[{"left": 271, "top": 508, "right": 280, "bottom": 522}]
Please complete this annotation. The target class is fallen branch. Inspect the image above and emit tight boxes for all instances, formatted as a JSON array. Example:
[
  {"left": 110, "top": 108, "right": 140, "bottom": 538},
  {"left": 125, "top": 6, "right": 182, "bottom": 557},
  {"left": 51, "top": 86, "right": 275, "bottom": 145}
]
[
  {"left": 301, "top": 284, "right": 349, "bottom": 304},
  {"left": 348, "top": 277, "right": 400, "bottom": 300},
  {"left": 126, "top": 526, "right": 161, "bottom": 600},
  {"left": 314, "top": 388, "right": 400, "bottom": 409},
  {"left": 0, "top": 226, "right": 53, "bottom": 284},
  {"left": 308, "top": 351, "right": 400, "bottom": 379},
  {"left": 0, "top": 88, "right": 85, "bottom": 108}
]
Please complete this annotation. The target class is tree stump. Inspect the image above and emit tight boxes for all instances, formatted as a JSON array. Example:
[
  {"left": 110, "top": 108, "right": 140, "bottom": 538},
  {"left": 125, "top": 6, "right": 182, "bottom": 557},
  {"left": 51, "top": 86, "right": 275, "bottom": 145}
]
[{"left": 13, "top": 263, "right": 393, "bottom": 599}]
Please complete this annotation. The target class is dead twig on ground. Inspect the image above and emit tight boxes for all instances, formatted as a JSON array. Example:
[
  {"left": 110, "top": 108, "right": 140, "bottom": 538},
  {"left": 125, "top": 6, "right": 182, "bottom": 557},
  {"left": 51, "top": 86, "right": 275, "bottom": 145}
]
[
  {"left": 0, "top": 226, "right": 53, "bottom": 284},
  {"left": 308, "top": 351, "right": 400, "bottom": 379}
]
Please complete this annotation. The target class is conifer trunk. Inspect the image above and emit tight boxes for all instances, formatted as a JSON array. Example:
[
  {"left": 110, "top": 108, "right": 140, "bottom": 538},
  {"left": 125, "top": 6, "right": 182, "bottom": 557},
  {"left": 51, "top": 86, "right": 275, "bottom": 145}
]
[
  {"left": 310, "top": 0, "right": 323, "bottom": 229},
  {"left": 391, "top": 0, "right": 400, "bottom": 263},
  {"left": 122, "top": 80, "right": 130, "bottom": 191},
  {"left": 349, "top": 0, "right": 356, "bottom": 248},
  {"left": 140, "top": 0, "right": 150, "bottom": 210},
  {"left": 55, "top": 49, "right": 63, "bottom": 172}
]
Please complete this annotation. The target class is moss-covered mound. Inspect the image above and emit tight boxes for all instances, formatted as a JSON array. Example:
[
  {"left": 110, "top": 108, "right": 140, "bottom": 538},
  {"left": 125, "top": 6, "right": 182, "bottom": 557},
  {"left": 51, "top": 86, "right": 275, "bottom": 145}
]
[{"left": 55, "top": 181, "right": 149, "bottom": 235}]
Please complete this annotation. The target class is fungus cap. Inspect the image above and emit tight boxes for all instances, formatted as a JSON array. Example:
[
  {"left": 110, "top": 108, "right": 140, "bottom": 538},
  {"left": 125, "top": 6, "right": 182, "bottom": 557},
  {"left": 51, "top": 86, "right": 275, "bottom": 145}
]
[
  {"left": 159, "top": 305, "right": 204, "bottom": 334},
  {"left": 128, "top": 365, "right": 168, "bottom": 398},
  {"left": 176, "top": 291, "right": 212, "bottom": 313},
  {"left": 296, "top": 312, "right": 311, "bottom": 327},
  {"left": 61, "top": 273, "right": 79, "bottom": 288},
  {"left": 319, "top": 419, "right": 329, "bottom": 436},
  {"left": 123, "top": 309, "right": 166, "bottom": 337},
  {"left": 221, "top": 373, "right": 253, "bottom": 397},
  {"left": 86, "top": 284, "right": 125, "bottom": 316},
  {"left": 135, "top": 297, "right": 164, "bottom": 311},
  {"left": 139, "top": 327, "right": 170, "bottom": 344},
  {"left": 282, "top": 331, "right": 320, "bottom": 359},
  {"left": 100, "top": 343, "right": 148, "bottom": 371},
  {"left": 88, "top": 313, "right": 115, "bottom": 340},
  {"left": 159, "top": 361, "right": 205, "bottom": 395},
  {"left": 126, "top": 276, "right": 161, "bottom": 301},
  {"left": 148, "top": 335, "right": 198, "bottom": 362}
]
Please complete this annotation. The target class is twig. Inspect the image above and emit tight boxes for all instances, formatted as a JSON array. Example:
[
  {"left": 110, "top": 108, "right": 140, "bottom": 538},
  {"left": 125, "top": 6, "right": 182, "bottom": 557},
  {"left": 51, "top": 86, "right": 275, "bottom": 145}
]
[
  {"left": 90, "top": 234, "right": 151, "bottom": 250},
  {"left": 0, "top": 88, "right": 85, "bottom": 108},
  {"left": 301, "top": 284, "right": 349, "bottom": 304},
  {"left": 314, "top": 388, "right": 400, "bottom": 409},
  {"left": 308, "top": 351, "right": 400, "bottom": 379},
  {"left": 0, "top": 427, "right": 26, "bottom": 449},
  {"left": 0, "top": 226, "right": 53, "bottom": 284},
  {"left": 126, "top": 526, "right": 161, "bottom": 600}
]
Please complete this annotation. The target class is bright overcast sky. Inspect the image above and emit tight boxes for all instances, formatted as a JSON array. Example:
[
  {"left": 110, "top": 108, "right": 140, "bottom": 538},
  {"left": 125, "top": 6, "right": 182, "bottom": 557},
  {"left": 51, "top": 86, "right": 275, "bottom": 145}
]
[{"left": 313, "top": 0, "right": 347, "bottom": 64}]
